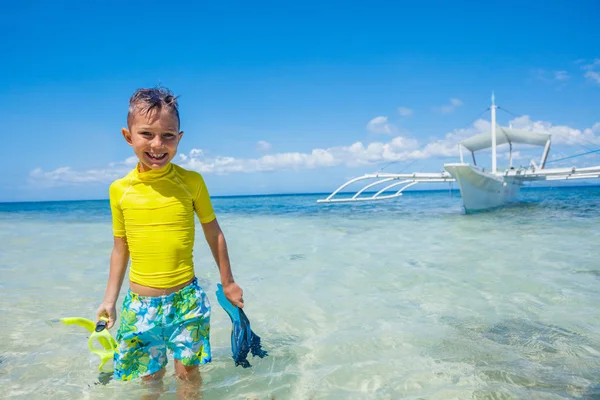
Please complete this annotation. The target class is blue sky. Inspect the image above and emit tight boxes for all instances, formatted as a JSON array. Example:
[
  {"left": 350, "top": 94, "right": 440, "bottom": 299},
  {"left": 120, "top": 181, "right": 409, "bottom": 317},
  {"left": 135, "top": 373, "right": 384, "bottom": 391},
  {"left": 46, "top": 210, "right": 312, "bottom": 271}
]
[{"left": 2, "top": 0, "right": 600, "bottom": 202}]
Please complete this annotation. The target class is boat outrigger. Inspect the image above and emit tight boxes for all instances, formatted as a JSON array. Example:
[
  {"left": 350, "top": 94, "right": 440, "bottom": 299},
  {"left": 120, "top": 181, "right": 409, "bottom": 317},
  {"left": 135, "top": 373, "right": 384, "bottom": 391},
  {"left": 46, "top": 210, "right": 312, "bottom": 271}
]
[{"left": 318, "top": 95, "right": 600, "bottom": 213}]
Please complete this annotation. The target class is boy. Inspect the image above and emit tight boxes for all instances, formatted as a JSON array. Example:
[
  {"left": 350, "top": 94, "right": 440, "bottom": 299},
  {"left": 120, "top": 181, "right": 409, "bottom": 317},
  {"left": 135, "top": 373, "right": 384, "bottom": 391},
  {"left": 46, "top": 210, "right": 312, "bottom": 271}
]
[{"left": 96, "top": 86, "right": 244, "bottom": 386}]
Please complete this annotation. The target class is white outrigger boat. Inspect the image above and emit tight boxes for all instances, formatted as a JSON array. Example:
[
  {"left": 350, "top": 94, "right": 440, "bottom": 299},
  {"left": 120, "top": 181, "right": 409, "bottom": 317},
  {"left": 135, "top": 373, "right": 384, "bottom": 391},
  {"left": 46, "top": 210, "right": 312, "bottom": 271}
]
[{"left": 318, "top": 95, "right": 600, "bottom": 213}]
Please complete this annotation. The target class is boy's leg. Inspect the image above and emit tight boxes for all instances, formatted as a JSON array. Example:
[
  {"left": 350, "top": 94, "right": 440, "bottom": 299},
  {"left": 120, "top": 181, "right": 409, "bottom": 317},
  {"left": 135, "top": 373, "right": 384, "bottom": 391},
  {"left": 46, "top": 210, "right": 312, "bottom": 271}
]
[
  {"left": 165, "top": 279, "right": 212, "bottom": 382},
  {"left": 113, "top": 291, "right": 169, "bottom": 382},
  {"left": 173, "top": 362, "right": 200, "bottom": 381},
  {"left": 173, "top": 362, "right": 202, "bottom": 399},
  {"left": 140, "top": 369, "right": 166, "bottom": 400}
]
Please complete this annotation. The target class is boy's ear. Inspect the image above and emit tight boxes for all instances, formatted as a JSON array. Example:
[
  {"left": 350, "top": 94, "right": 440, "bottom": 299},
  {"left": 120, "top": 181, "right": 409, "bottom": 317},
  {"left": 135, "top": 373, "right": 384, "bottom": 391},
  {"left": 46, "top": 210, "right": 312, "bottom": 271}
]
[
  {"left": 178, "top": 131, "right": 184, "bottom": 143},
  {"left": 122, "top": 128, "right": 133, "bottom": 145}
]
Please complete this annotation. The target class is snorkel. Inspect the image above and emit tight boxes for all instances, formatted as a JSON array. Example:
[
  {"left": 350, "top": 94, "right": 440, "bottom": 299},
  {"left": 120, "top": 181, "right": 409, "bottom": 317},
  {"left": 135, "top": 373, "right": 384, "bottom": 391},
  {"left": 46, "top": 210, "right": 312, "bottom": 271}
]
[{"left": 61, "top": 316, "right": 117, "bottom": 372}]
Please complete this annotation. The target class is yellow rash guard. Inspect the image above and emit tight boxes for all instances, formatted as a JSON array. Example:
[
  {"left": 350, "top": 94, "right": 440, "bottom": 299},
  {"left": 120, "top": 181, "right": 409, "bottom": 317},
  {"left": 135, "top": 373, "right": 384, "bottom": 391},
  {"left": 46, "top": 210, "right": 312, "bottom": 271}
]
[{"left": 109, "top": 162, "right": 216, "bottom": 288}]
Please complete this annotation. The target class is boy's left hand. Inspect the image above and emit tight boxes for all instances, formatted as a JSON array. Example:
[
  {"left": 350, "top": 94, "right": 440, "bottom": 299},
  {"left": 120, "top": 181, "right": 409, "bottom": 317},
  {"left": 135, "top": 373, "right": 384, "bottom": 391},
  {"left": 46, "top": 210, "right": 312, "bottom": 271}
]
[{"left": 223, "top": 282, "right": 244, "bottom": 308}]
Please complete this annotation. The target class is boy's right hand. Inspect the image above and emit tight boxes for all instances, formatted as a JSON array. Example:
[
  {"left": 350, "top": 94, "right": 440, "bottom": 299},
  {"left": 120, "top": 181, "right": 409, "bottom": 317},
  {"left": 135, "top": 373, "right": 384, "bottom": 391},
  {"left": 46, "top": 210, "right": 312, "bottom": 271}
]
[
  {"left": 223, "top": 281, "right": 244, "bottom": 309},
  {"left": 95, "top": 302, "right": 117, "bottom": 329}
]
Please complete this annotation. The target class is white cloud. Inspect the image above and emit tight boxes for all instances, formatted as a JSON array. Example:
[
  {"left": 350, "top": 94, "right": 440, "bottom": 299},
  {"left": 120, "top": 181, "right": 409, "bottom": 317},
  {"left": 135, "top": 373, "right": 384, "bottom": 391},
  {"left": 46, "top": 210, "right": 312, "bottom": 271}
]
[
  {"left": 409, "top": 118, "right": 490, "bottom": 159},
  {"left": 581, "top": 58, "right": 600, "bottom": 85},
  {"left": 436, "top": 98, "right": 463, "bottom": 114},
  {"left": 585, "top": 71, "right": 600, "bottom": 85},
  {"left": 256, "top": 140, "right": 272, "bottom": 152},
  {"left": 554, "top": 70, "right": 570, "bottom": 81},
  {"left": 29, "top": 166, "right": 129, "bottom": 187},
  {"left": 183, "top": 149, "right": 339, "bottom": 174},
  {"left": 108, "top": 156, "right": 138, "bottom": 167},
  {"left": 510, "top": 115, "right": 600, "bottom": 146},
  {"left": 397, "top": 107, "right": 414, "bottom": 117},
  {"left": 366, "top": 116, "right": 396, "bottom": 135},
  {"left": 28, "top": 117, "right": 600, "bottom": 188},
  {"left": 582, "top": 58, "right": 600, "bottom": 69},
  {"left": 501, "top": 151, "right": 525, "bottom": 161},
  {"left": 534, "top": 68, "right": 571, "bottom": 83}
]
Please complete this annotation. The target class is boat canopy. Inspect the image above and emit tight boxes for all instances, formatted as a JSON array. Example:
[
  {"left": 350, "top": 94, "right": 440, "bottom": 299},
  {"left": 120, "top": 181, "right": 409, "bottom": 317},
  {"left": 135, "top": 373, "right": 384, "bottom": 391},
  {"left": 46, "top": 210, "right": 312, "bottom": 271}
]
[{"left": 460, "top": 126, "right": 550, "bottom": 152}]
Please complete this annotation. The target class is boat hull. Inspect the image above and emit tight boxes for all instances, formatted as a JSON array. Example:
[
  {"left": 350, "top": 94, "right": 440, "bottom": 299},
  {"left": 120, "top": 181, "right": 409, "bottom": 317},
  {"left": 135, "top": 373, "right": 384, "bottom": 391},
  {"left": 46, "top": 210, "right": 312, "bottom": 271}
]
[{"left": 444, "top": 163, "right": 522, "bottom": 212}]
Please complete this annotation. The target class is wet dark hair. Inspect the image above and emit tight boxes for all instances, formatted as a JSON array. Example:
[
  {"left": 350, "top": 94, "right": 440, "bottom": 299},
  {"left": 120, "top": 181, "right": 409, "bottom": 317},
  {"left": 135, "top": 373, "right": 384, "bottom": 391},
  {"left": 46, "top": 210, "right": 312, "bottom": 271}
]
[{"left": 127, "top": 86, "right": 180, "bottom": 129}]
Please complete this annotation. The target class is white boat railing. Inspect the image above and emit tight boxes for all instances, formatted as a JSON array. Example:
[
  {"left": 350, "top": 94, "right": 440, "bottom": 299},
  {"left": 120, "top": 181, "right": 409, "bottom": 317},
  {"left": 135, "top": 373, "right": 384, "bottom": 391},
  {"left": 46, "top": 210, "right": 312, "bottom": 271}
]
[
  {"left": 317, "top": 172, "right": 455, "bottom": 203},
  {"left": 510, "top": 165, "right": 600, "bottom": 181}
]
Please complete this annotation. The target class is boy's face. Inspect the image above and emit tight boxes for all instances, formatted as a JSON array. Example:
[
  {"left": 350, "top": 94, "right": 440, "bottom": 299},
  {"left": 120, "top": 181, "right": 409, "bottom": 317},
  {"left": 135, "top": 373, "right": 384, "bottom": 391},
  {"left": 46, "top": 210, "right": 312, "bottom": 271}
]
[{"left": 122, "top": 108, "right": 183, "bottom": 172}]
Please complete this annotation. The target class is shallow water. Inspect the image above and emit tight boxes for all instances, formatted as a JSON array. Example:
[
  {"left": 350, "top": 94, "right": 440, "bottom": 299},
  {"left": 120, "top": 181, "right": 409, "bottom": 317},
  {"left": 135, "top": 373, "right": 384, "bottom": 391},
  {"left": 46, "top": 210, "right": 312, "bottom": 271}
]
[{"left": 1, "top": 187, "right": 600, "bottom": 399}]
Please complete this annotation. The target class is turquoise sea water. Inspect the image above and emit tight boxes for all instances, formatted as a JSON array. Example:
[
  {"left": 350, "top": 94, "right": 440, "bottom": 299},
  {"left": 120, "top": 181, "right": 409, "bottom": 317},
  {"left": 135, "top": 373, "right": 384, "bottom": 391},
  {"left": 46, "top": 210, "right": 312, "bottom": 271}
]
[{"left": 1, "top": 187, "right": 599, "bottom": 399}]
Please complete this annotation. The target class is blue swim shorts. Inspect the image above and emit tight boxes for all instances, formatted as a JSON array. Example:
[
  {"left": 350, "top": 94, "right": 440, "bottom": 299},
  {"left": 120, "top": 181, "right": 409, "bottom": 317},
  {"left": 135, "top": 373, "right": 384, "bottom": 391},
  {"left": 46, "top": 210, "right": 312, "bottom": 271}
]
[{"left": 113, "top": 278, "right": 211, "bottom": 381}]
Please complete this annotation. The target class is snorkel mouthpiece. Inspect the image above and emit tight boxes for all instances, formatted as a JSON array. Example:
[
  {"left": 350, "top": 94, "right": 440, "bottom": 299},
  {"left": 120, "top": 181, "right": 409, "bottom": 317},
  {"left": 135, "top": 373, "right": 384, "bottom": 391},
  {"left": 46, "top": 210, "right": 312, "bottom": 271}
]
[{"left": 95, "top": 318, "right": 108, "bottom": 332}]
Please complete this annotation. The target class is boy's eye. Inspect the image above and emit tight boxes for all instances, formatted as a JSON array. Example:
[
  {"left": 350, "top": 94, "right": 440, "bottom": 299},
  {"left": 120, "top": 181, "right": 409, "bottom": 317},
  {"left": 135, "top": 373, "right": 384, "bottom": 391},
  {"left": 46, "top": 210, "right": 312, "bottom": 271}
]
[
  {"left": 163, "top": 133, "right": 176, "bottom": 139},
  {"left": 140, "top": 131, "right": 152, "bottom": 136}
]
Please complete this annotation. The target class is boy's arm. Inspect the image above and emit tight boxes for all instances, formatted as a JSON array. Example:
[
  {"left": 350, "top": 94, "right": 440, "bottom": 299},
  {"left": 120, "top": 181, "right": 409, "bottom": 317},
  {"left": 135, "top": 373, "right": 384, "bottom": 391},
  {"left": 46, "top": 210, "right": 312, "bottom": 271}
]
[
  {"left": 96, "top": 236, "right": 130, "bottom": 328},
  {"left": 201, "top": 218, "right": 244, "bottom": 308}
]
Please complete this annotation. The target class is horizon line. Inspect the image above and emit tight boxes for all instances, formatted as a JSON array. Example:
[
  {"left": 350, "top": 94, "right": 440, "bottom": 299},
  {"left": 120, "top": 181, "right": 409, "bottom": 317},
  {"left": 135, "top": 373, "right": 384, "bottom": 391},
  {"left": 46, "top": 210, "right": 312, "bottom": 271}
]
[{"left": 1, "top": 183, "right": 599, "bottom": 204}]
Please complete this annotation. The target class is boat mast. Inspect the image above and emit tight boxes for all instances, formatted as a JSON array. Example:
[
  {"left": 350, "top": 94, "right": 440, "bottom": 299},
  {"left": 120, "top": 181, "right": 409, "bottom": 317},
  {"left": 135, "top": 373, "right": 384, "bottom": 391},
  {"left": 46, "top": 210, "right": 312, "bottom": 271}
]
[{"left": 491, "top": 92, "right": 497, "bottom": 174}]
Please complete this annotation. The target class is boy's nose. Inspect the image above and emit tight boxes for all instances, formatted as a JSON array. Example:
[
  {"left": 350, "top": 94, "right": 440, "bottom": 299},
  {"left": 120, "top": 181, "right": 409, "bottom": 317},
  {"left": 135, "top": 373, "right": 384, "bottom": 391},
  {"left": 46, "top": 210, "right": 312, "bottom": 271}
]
[{"left": 150, "top": 136, "right": 164, "bottom": 148}]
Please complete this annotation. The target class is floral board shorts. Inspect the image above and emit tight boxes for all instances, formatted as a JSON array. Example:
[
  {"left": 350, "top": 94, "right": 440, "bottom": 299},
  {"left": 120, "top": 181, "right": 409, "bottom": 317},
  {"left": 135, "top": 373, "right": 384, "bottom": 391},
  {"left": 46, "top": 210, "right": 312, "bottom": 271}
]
[{"left": 113, "top": 278, "right": 211, "bottom": 381}]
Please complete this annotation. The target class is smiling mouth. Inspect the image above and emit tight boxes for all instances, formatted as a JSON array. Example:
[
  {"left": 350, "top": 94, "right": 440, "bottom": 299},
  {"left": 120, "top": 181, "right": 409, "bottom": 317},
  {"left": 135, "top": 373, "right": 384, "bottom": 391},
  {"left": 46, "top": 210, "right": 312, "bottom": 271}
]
[{"left": 146, "top": 152, "right": 167, "bottom": 161}]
